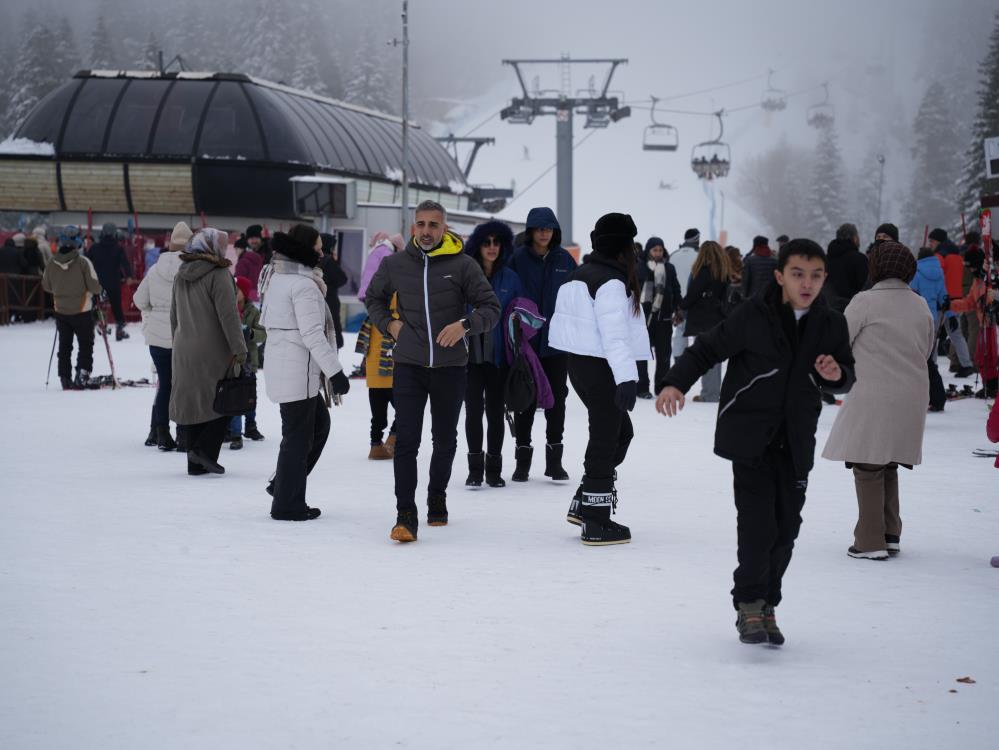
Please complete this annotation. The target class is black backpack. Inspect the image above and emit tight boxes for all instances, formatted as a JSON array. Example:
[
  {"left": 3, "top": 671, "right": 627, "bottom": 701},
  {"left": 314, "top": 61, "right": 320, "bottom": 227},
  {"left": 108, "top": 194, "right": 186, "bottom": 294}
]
[{"left": 504, "top": 313, "right": 536, "bottom": 417}]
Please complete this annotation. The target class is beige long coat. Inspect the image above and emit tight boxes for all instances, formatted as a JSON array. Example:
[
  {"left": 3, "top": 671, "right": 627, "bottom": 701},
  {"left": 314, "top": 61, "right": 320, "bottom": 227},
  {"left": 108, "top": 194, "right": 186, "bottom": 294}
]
[
  {"left": 169, "top": 255, "right": 247, "bottom": 425},
  {"left": 822, "top": 279, "right": 936, "bottom": 466}
]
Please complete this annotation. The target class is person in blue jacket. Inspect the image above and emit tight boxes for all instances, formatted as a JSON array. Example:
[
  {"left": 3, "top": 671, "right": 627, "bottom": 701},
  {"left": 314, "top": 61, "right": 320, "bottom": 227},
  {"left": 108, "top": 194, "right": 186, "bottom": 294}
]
[
  {"left": 910, "top": 246, "right": 949, "bottom": 411},
  {"left": 463, "top": 220, "right": 524, "bottom": 488},
  {"left": 507, "top": 206, "right": 578, "bottom": 482}
]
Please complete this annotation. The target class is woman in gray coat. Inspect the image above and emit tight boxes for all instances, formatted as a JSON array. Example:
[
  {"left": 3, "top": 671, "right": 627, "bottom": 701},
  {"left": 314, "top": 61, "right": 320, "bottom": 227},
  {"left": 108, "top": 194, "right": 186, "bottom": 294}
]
[
  {"left": 170, "top": 229, "right": 247, "bottom": 476},
  {"left": 822, "top": 242, "right": 936, "bottom": 560}
]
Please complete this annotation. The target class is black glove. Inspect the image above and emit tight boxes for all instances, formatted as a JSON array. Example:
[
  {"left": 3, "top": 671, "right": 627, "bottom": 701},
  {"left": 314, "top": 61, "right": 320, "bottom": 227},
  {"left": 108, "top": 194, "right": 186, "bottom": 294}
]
[
  {"left": 614, "top": 380, "right": 638, "bottom": 413},
  {"left": 330, "top": 370, "right": 351, "bottom": 395}
]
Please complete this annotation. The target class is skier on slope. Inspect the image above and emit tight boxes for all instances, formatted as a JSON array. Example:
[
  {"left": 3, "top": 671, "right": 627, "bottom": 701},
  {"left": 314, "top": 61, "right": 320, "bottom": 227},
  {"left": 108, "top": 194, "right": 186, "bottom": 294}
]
[{"left": 656, "top": 239, "right": 855, "bottom": 645}]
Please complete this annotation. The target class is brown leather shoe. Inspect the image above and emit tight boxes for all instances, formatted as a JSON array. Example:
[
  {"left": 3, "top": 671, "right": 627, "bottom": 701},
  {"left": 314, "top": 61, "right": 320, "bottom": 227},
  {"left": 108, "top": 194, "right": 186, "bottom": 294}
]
[
  {"left": 368, "top": 443, "right": 393, "bottom": 460},
  {"left": 385, "top": 434, "right": 397, "bottom": 456}
]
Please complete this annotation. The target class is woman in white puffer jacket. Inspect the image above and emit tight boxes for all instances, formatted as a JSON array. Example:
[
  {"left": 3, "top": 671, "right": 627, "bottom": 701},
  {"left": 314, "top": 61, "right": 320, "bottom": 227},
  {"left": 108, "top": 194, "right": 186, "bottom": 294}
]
[
  {"left": 134, "top": 221, "right": 192, "bottom": 451},
  {"left": 259, "top": 224, "right": 351, "bottom": 521}
]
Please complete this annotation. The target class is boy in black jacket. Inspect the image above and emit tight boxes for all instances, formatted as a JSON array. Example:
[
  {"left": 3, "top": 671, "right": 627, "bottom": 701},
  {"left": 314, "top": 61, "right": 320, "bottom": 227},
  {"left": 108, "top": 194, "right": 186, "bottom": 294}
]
[{"left": 656, "top": 239, "right": 855, "bottom": 646}]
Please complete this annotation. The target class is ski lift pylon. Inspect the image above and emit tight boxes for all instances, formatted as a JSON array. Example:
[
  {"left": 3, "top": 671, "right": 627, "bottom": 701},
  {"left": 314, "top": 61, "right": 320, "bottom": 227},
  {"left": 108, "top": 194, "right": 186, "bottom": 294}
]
[
  {"left": 643, "top": 95, "right": 679, "bottom": 152},
  {"left": 690, "top": 110, "right": 730, "bottom": 181},
  {"left": 807, "top": 82, "right": 835, "bottom": 129}
]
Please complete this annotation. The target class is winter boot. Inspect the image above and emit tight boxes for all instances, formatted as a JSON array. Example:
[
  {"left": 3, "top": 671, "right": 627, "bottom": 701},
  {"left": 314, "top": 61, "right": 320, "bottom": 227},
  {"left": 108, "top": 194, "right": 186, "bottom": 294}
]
[
  {"left": 223, "top": 431, "right": 238, "bottom": 444},
  {"left": 390, "top": 510, "right": 418, "bottom": 542},
  {"left": 427, "top": 492, "right": 448, "bottom": 526},
  {"left": 74, "top": 369, "right": 91, "bottom": 389},
  {"left": 762, "top": 605, "right": 785, "bottom": 646},
  {"left": 485, "top": 454, "right": 505, "bottom": 488},
  {"left": 175, "top": 427, "right": 187, "bottom": 453},
  {"left": 144, "top": 426, "right": 157, "bottom": 446},
  {"left": 579, "top": 487, "right": 630, "bottom": 546},
  {"left": 568, "top": 473, "right": 617, "bottom": 526},
  {"left": 512, "top": 445, "right": 533, "bottom": 482},
  {"left": 244, "top": 422, "right": 265, "bottom": 441},
  {"left": 736, "top": 600, "right": 768, "bottom": 644},
  {"left": 115, "top": 326, "right": 129, "bottom": 341},
  {"left": 544, "top": 443, "right": 570, "bottom": 481},
  {"left": 271, "top": 506, "right": 321, "bottom": 521},
  {"left": 61, "top": 376, "right": 78, "bottom": 391},
  {"left": 188, "top": 448, "right": 224, "bottom": 475},
  {"left": 465, "top": 452, "right": 484, "bottom": 487},
  {"left": 368, "top": 443, "right": 393, "bottom": 460},
  {"left": 229, "top": 435, "right": 243, "bottom": 450},
  {"left": 847, "top": 546, "right": 889, "bottom": 560},
  {"left": 156, "top": 426, "right": 177, "bottom": 452},
  {"left": 385, "top": 433, "right": 397, "bottom": 456}
]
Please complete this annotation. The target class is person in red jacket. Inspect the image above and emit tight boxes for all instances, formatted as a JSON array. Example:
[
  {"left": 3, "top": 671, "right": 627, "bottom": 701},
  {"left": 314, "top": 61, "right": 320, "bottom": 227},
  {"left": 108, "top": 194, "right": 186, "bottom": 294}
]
[{"left": 930, "top": 228, "right": 974, "bottom": 376}]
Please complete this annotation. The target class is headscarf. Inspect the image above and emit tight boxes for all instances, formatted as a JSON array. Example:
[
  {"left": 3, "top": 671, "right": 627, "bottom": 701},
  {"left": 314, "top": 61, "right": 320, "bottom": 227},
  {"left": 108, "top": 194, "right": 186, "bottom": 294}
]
[
  {"left": 868, "top": 241, "right": 917, "bottom": 285},
  {"left": 186, "top": 228, "right": 229, "bottom": 261}
]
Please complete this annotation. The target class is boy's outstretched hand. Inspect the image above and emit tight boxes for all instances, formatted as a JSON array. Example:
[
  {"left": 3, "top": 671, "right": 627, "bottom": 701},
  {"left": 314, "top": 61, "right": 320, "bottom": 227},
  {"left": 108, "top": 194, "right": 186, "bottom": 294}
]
[
  {"left": 656, "top": 386, "right": 685, "bottom": 417},
  {"left": 815, "top": 355, "right": 842, "bottom": 383}
]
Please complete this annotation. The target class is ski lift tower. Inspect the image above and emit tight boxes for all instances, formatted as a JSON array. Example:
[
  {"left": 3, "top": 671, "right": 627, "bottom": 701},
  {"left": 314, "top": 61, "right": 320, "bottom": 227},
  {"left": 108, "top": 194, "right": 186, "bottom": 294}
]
[{"left": 500, "top": 56, "right": 630, "bottom": 244}]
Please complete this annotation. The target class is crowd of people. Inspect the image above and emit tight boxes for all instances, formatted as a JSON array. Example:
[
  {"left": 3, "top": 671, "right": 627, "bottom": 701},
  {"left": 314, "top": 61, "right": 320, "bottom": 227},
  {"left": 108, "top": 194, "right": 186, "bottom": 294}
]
[{"left": 9, "top": 200, "right": 998, "bottom": 645}]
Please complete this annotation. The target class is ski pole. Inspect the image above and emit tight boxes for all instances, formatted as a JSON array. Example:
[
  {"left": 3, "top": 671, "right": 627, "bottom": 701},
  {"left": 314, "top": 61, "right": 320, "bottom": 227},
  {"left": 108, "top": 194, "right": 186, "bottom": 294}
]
[
  {"left": 96, "top": 306, "right": 118, "bottom": 389},
  {"left": 45, "top": 325, "right": 57, "bottom": 388}
]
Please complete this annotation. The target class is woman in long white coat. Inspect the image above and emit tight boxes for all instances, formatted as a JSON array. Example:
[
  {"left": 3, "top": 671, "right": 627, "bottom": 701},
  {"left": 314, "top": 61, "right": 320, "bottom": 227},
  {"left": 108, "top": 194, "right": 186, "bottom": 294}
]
[
  {"left": 260, "top": 224, "right": 351, "bottom": 521},
  {"left": 822, "top": 242, "right": 936, "bottom": 560}
]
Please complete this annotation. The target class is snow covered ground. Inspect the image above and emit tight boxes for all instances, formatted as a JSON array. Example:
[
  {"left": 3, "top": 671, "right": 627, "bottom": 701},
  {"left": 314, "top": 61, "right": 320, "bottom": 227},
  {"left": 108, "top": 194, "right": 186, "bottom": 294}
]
[{"left": 1, "top": 321, "right": 996, "bottom": 749}]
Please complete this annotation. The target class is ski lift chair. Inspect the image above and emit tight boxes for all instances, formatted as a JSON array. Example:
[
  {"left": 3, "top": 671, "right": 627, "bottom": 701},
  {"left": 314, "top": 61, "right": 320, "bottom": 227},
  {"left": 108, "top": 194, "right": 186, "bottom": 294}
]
[
  {"left": 643, "top": 96, "right": 679, "bottom": 151},
  {"left": 807, "top": 83, "right": 835, "bottom": 129},
  {"left": 760, "top": 69, "right": 787, "bottom": 112},
  {"left": 690, "top": 111, "right": 731, "bottom": 180}
]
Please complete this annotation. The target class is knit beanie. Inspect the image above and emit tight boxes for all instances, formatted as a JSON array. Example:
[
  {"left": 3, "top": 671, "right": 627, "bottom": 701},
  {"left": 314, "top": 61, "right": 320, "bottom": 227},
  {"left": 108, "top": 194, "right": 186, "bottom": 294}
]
[
  {"left": 684, "top": 228, "right": 700, "bottom": 242},
  {"left": 169, "top": 221, "right": 193, "bottom": 252},
  {"left": 234, "top": 275, "right": 253, "bottom": 300},
  {"left": 59, "top": 225, "right": 83, "bottom": 249},
  {"left": 875, "top": 223, "right": 899, "bottom": 242},
  {"left": 591, "top": 213, "right": 638, "bottom": 256},
  {"left": 100, "top": 222, "right": 117, "bottom": 239},
  {"left": 928, "top": 228, "right": 948, "bottom": 243},
  {"left": 869, "top": 241, "right": 917, "bottom": 284},
  {"left": 272, "top": 225, "right": 320, "bottom": 268}
]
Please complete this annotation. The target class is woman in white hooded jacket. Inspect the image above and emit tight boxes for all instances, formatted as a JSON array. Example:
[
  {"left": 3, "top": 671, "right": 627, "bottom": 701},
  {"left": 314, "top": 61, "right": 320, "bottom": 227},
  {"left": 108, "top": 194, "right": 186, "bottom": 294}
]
[
  {"left": 133, "top": 221, "right": 192, "bottom": 451},
  {"left": 260, "top": 224, "right": 351, "bottom": 521}
]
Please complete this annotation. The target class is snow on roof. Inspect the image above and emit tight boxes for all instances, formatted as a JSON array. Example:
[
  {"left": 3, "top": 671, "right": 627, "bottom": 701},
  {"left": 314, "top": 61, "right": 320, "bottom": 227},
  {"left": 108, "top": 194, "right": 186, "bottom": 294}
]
[{"left": 0, "top": 137, "right": 56, "bottom": 157}]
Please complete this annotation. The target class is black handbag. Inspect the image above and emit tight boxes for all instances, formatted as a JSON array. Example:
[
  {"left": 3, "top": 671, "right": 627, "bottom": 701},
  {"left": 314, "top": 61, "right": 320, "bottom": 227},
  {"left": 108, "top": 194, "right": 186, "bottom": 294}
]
[{"left": 213, "top": 364, "right": 257, "bottom": 417}]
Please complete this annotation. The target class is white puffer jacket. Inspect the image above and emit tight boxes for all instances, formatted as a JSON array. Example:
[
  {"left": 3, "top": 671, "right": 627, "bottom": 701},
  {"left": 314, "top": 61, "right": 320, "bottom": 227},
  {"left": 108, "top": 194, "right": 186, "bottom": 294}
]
[
  {"left": 133, "top": 251, "right": 182, "bottom": 349},
  {"left": 549, "top": 256, "right": 650, "bottom": 385},
  {"left": 260, "top": 260, "right": 343, "bottom": 404}
]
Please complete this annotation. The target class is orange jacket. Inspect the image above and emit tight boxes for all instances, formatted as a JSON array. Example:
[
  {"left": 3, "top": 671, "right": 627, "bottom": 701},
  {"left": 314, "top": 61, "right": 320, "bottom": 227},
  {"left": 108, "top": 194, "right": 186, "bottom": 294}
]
[
  {"left": 936, "top": 252, "right": 965, "bottom": 299},
  {"left": 950, "top": 276, "right": 989, "bottom": 323}
]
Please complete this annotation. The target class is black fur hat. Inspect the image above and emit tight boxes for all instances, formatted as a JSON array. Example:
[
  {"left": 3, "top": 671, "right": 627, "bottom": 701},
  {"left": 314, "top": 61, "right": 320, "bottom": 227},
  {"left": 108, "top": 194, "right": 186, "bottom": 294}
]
[{"left": 591, "top": 213, "right": 638, "bottom": 256}]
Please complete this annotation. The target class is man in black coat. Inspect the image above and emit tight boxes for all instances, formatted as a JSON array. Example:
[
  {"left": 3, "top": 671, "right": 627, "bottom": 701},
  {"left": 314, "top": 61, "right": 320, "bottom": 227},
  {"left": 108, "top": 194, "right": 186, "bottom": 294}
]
[
  {"left": 824, "top": 223, "right": 869, "bottom": 312},
  {"left": 741, "top": 235, "right": 777, "bottom": 299},
  {"left": 86, "top": 223, "right": 134, "bottom": 340},
  {"left": 319, "top": 232, "right": 347, "bottom": 349},
  {"left": 656, "top": 239, "right": 855, "bottom": 646}
]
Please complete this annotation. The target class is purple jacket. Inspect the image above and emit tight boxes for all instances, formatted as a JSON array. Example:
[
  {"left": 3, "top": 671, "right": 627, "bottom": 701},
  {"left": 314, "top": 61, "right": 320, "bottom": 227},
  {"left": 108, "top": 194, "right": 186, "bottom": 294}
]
[
  {"left": 503, "top": 297, "right": 554, "bottom": 410},
  {"left": 358, "top": 241, "right": 395, "bottom": 302}
]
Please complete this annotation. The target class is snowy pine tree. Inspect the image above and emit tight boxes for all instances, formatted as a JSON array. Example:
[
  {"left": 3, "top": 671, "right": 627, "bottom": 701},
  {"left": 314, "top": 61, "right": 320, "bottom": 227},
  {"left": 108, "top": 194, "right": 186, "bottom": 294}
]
[
  {"left": 89, "top": 15, "right": 115, "bottom": 70},
  {"left": 736, "top": 136, "right": 813, "bottom": 238},
  {"left": 959, "top": 10, "right": 999, "bottom": 219},
  {"left": 51, "top": 16, "right": 81, "bottom": 79},
  {"left": 849, "top": 148, "right": 887, "bottom": 245},
  {"left": 3, "top": 12, "right": 61, "bottom": 137},
  {"left": 808, "top": 124, "right": 847, "bottom": 242},
  {"left": 343, "top": 29, "right": 392, "bottom": 113},
  {"left": 136, "top": 32, "right": 161, "bottom": 71},
  {"left": 240, "top": 0, "right": 294, "bottom": 83},
  {"left": 905, "top": 81, "right": 963, "bottom": 242},
  {"left": 288, "top": 13, "right": 330, "bottom": 96}
]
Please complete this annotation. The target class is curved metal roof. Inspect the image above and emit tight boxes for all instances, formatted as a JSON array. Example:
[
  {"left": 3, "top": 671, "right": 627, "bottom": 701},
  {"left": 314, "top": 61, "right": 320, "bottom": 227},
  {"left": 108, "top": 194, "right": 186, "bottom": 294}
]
[{"left": 15, "top": 71, "right": 467, "bottom": 192}]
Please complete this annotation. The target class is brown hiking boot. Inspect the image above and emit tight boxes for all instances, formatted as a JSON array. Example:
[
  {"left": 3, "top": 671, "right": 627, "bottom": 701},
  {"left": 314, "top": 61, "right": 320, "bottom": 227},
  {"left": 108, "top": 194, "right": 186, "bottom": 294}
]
[
  {"left": 368, "top": 443, "right": 393, "bottom": 460},
  {"left": 390, "top": 511, "right": 418, "bottom": 542},
  {"left": 762, "top": 605, "right": 785, "bottom": 646},
  {"left": 385, "top": 434, "right": 396, "bottom": 456},
  {"left": 736, "top": 600, "right": 767, "bottom": 644}
]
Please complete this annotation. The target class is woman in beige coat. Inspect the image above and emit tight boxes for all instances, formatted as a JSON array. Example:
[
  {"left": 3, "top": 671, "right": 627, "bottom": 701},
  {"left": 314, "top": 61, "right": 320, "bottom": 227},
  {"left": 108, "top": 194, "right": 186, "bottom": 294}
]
[
  {"left": 170, "top": 228, "right": 247, "bottom": 476},
  {"left": 822, "top": 242, "right": 936, "bottom": 560}
]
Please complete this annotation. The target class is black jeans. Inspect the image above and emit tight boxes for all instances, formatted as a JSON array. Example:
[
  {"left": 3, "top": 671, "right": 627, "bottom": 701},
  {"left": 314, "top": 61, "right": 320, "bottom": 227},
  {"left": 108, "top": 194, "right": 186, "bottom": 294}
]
[
  {"left": 927, "top": 357, "right": 945, "bottom": 410},
  {"left": 55, "top": 311, "right": 95, "bottom": 379},
  {"left": 567, "top": 354, "right": 634, "bottom": 492},
  {"left": 513, "top": 352, "right": 568, "bottom": 447},
  {"left": 368, "top": 387, "right": 396, "bottom": 444},
  {"left": 392, "top": 363, "right": 466, "bottom": 513},
  {"left": 106, "top": 285, "right": 126, "bottom": 326},
  {"left": 181, "top": 417, "right": 229, "bottom": 474},
  {"left": 731, "top": 442, "right": 807, "bottom": 609},
  {"left": 149, "top": 346, "right": 172, "bottom": 427},
  {"left": 272, "top": 395, "right": 331, "bottom": 516},
  {"left": 638, "top": 318, "right": 674, "bottom": 393},
  {"left": 465, "top": 362, "right": 507, "bottom": 454}
]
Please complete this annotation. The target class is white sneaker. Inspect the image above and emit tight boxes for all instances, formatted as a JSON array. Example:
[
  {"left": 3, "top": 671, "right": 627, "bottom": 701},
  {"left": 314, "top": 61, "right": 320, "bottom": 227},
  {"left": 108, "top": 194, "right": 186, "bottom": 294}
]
[{"left": 848, "top": 546, "right": 889, "bottom": 560}]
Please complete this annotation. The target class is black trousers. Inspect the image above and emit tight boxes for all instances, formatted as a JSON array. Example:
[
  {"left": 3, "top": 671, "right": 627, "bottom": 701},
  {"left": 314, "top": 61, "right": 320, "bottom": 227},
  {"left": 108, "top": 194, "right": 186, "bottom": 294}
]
[
  {"left": 149, "top": 345, "right": 172, "bottom": 427},
  {"left": 513, "top": 352, "right": 568, "bottom": 447},
  {"left": 55, "top": 311, "right": 95, "bottom": 379},
  {"left": 105, "top": 285, "right": 126, "bottom": 326},
  {"left": 368, "top": 387, "right": 396, "bottom": 444},
  {"left": 465, "top": 361, "right": 507, "bottom": 455},
  {"left": 731, "top": 442, "right": 807, "bottom": 609},
  {"left": 927, "top": 357, "right": 945, "bottom": 410},
  {"left": 181, "top": 416, "right": 229, "bottom": 474},
  {"left": 567, "top": 354, "right": 634, "bottom": 493},
  {"left": 638, "top": 317, "right": 674, "bottom": 393},
  {"left": 272, "top": 395, "right": 331, "bottom": 516},
  {"left": 392, "top": 363, "right": 466, "bottom": 513}
]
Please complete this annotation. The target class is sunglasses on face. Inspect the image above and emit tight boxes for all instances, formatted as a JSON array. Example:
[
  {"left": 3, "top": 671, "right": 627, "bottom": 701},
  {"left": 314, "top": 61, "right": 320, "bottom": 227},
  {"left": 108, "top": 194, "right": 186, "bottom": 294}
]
[{"left": 482, "top": 237, "right": 501, "bottom": 247}]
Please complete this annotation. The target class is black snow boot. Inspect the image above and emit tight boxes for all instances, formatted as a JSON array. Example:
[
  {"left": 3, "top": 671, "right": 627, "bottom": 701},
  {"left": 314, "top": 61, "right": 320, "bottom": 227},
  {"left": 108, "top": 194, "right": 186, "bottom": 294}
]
[
  {"left": 567, "top": 483, "right": 583, "bottom": 526},
  {"left": 579, "top": 486, "right": 630, "bottom": 546},
  {"left": 74, "top": 369, "right": 90, "bottom": 389},
  {"left": 244, "top": 422, "right": 265, "bottom": 441},
  {"left": 271, "top": 506, "right": 321, "bottom": 521},
  {"left": 115, "top": 326, "right": 129, "bottom": 341},
  {"left": 736, "top": 600, "right": 768, "bottom": 644},
  {"left": 229, "top": 435, "right": 243, "bottom": 450},
  {"left": 465, "top": 452, "right": 484, "bottom": 487},
  {"left": 175, "top": 426, "right": 188, "bottom": 453},
  {"left": 762, "top": 605, "right": 785, "bottom": 646},
  {"left": 188, "top": 448, "right": 224, "bottom": 475},
  {"left": 144, "top": 426, "right": 157, "bottom": 446},
  {"left": 156, "top": 426, "right": 177, "bottom": 451},
  {"left": 544, "top": 443, "right": 570, "bottom": 481},
  {"left": 61, "top": 376, "right": 79, "bottom": 391},
  {"left": 512, "top": 445, "right": 533, "bottom": 482},
  {"left": 485, "top": 454, "right": 505, "bottom": 488},
  {"left": 390, "top": 510, "right": 418, "bottom": 542},
  {"left": 427, "top": 493, "right": 449, "bottom": 526}
]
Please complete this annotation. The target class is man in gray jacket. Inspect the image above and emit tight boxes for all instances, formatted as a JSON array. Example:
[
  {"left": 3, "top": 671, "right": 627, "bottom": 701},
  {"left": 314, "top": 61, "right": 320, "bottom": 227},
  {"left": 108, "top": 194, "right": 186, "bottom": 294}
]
[{"left": 366, "top": 201, "right": 500, "bottom": 542}]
